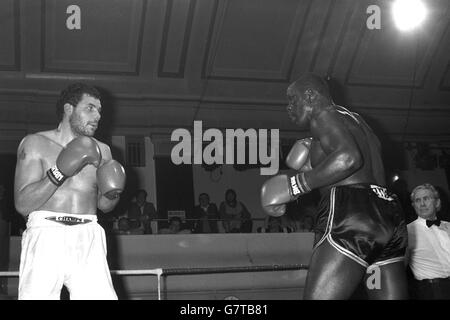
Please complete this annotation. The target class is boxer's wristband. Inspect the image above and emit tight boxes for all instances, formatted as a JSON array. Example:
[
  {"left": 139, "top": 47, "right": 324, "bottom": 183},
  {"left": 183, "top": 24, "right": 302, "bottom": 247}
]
[
  {"left": 288, "top": 172, "right": 311, "bottom": 197},
  {"left": 47, "top": 165, "right": 67, "bottom": 187}
]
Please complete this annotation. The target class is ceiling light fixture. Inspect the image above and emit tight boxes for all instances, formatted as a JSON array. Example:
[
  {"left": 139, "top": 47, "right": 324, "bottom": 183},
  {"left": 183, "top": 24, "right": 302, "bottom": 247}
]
[{"left": 392, "top": 0, "right": 427, "bottom": 32}]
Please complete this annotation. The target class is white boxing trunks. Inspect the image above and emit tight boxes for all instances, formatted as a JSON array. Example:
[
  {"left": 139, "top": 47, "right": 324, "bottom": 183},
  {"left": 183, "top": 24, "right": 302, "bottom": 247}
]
[{"left": 18, "top": 210, "right": 117, "bottom": 300}]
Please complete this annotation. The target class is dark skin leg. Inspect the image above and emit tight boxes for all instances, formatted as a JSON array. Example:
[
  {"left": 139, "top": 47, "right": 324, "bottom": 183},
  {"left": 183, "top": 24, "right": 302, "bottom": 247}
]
[
  {"left": 304, "top": 238, "right": 409, "bottom": 300},
  {"left": 364, "top": 262, "right": 409, "bottom": 300},
  {"left": 303, "top": 239, "right": 366, "bottom": 300}
]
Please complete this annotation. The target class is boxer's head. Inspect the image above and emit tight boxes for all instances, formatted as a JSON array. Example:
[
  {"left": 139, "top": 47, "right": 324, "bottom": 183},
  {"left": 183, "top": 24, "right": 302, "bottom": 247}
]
[
  {"left": 286, "top": 73, "right": 332, "bottom": 128},
  {"left": 411, "top": 183, "right": 441, "bottom": 220},
  {"left": 56, "top": 83, "right": 102, "bottom": 137}
]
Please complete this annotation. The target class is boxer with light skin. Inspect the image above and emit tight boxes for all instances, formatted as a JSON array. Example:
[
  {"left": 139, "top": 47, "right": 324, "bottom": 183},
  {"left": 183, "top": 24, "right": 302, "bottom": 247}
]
[
  {"left": 14, "top": 83, "right": 125, "bottom": 300},
  {"left": 261, "top": 73, "right": 408, "bottom": 299}
]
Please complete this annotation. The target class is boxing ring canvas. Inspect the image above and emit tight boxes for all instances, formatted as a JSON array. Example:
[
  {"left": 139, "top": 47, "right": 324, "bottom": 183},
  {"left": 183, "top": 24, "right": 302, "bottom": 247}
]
[{"left": 5, "top": 232, "right": 314, "bottom": 300}]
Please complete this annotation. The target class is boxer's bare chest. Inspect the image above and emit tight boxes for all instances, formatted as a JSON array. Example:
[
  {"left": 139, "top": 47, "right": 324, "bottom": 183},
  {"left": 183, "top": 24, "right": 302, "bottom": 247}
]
[{"left": 38, "top": 136, "right": 97, "bottom": 187}]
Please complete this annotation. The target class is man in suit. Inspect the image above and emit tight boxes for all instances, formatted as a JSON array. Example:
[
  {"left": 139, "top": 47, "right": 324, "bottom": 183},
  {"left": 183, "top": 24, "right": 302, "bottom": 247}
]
[
  {"left": 127, "top": 189, "right": 157, "bottom": 234},
  {"left": 192, "top": 193, "right": 219, "bottom": 233}
]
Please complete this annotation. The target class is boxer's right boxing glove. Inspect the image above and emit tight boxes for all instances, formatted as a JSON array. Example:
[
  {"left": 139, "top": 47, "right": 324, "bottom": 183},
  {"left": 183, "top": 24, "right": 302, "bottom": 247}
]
[
  {"left": 261, "top": 172, "right": 311, "bottom": 217},
  {"left": 47, "top": 136, "right": 102, "bottom": 186},
  {"left": 97, "top": 160, "right": 126, "bottom": 200},
  {"left": 285, "top": 138, "right": 312, "bottom": 171}
]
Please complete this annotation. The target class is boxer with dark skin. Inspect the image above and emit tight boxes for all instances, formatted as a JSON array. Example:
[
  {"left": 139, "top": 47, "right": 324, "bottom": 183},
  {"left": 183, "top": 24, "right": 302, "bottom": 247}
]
[
  {"left": 14, "top": 83, "right": 125, "bottom": 299},
  {"left": 261, "top": 73, "right": 408, "bottom": 299}
]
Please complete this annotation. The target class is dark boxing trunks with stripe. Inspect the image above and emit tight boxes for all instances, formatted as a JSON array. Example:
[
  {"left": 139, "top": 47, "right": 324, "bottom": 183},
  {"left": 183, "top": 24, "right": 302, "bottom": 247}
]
[{"left": 314, "top": 183, "right": 407, "bottom": 268}]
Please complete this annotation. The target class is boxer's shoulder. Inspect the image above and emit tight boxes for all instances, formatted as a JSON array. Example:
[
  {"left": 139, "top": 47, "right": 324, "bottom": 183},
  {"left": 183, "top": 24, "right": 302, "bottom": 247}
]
[
  {"left": 18, "top": 132, "right": 49, "bottom": 151},
  {"left": 311, "top": 108, "right": 347, "bottom": 136},
  {"left": 17, "top": 131, "right": 64, "bottom": 161}
]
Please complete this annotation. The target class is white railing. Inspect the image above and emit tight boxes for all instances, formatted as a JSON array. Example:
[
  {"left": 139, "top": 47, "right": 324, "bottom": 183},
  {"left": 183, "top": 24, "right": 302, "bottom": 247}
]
[{"left": 0, "top": 263, "right": 308, "bottom": 300}]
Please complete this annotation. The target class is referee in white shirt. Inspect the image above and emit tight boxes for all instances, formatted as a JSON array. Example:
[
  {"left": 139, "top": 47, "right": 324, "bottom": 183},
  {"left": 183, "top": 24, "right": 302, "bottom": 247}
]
[{"left": 407, "top": 183, "right": 450, "bottom": 299}]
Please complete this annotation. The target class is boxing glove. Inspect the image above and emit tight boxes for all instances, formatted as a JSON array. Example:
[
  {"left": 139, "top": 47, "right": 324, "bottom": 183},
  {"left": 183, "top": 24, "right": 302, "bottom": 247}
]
[
  {"left": 47, "top": 136, "right": 102, "bottom": 186},
  {"left": 285, "top": 138, "right": 312, "bottom": 171},
  {"left": 97, "top": 160, "right": 126, "bottom": 200},
  {"left": 261, "top": 172, "right": 311, "bottom": 217}
]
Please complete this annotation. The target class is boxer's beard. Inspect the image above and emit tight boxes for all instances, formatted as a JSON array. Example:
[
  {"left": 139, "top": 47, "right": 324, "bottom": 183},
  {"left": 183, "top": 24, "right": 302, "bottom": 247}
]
[{"left": 69, "top": 112, "right": 96, "bottom": 137}]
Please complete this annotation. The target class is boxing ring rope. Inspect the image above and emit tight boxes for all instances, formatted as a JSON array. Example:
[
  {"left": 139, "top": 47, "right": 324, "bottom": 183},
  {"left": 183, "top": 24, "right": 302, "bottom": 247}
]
[{"left": 0, "top": 263, "right": 308, "bottom": 300}]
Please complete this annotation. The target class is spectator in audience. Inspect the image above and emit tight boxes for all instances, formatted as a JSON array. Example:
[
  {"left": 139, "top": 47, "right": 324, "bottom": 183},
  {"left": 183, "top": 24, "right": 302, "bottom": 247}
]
[
  {"left": 159, "top": 216, "right": 191, "bottom": 234},
  {"left": 126, "top": 189, "right": 157, "bottom": 234},
  {"left": 407, "top": 183, "right": 450, "bottom": 299},
  {"left": 112, "top": 217, "right": 144, "bottom": 235},
  {"left": 284, "top": 192, "right": 318, "bottom": 233},
  {"left": 258, "top": 216, "right": 293, "bottom": 233},
  {"left": 219, "top": 189, "right": 252, "bottom": 233},
  {"left": 297, "top": 215, "right": 315, "bottom": 232},
  {"left": 192, "top": 193, "right": 219, "bottom": 233}
]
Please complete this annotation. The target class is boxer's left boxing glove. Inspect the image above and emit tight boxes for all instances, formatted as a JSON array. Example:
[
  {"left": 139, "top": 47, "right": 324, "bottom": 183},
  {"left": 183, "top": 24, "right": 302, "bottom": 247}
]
[
  {"left": 261, "top": 172, "right": 311, "bottom": 217},
  {"left": 47, "top": 136, "right": 102, "bottom": 187},
  {"left": 285, "top": 138, "right": 312, "bottom": 171},
  {"left": 97, "top": 160, "right": 126, "bottom": 200}
]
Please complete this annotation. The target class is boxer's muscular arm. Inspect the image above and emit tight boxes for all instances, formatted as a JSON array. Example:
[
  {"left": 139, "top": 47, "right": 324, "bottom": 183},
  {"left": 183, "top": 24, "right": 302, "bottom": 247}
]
[
  {"left": 97, "top": 144, "right": 120, "bottom": 213},
  {"left": 304, "top": 110, "right": 363, "bottom": 189},
  {"left": 14, "top": 136, "right": 58, "bottom": 216}
]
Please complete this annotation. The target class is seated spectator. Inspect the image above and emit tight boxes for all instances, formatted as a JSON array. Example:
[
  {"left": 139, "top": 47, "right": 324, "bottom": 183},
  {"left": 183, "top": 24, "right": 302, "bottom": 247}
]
[
  {"left": 257, "top": 216, "right": 293, "bottom": 233},
  {"left": 159, "top": 217, "right": 191, "bottom": 234},
  {"left": 126, "top": 189, "right": 157, "bottom": 234},
  {"left": 192, "top": 193, "right": 219, "bottom": 233},
  {"left": 219, "top": 189, "right": 253, "bottom": 233},
  {"left": 407, "top": 183, "right": 450, "bottom": 299},
  {"left": 284, "top": 194, "right": 318, "bottom": 233},
  {"left": 113, "top": 217, "right": 144, "bottom": 235},
  {"left": 297, "top": 215, "right": 314, "bottom": 232}
]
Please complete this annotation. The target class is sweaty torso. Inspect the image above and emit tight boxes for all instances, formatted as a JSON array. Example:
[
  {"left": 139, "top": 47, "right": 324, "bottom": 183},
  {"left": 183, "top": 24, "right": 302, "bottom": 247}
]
[
  {"left": 309, "top": 106, "right": 386, "bottom": 191},
  {"left": 32, "top": 130, "right": 108, "bottom": 215}
]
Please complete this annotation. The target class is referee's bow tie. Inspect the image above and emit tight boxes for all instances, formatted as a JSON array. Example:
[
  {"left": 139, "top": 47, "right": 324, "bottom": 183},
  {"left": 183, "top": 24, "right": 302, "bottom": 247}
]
[{"left": 426, "top": 219, "right": 441, "bottom": 228}]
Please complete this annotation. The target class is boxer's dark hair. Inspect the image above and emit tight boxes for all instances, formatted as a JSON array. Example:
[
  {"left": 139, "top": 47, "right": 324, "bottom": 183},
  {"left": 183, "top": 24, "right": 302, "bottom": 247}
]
[{"left": 56, "top": 83, "right": 101, "bottom": 122}]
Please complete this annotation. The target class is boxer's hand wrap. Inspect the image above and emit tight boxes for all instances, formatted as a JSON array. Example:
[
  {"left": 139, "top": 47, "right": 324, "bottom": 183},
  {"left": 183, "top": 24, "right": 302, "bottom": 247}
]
[
  {"left": 261, "top": 172, "right": 311, "bottom": 217},
  {"left": 47, "top": 165, "right": 67, "bottom": 187},
  {"left": 288, "top": 172, "right": 311, "bottom": 196}
]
